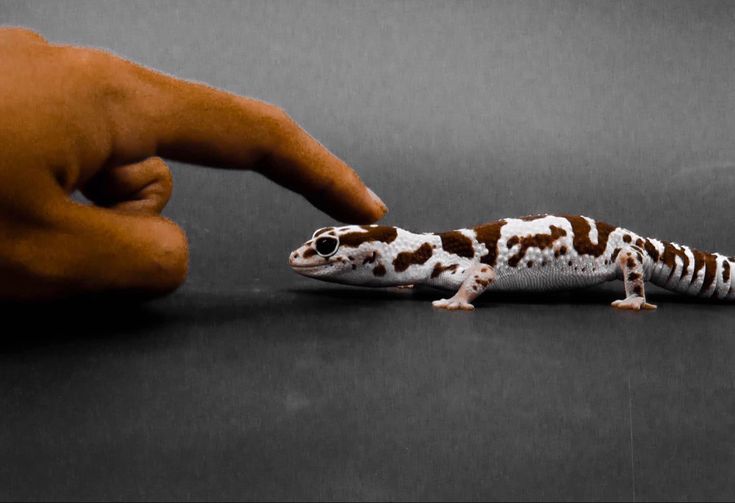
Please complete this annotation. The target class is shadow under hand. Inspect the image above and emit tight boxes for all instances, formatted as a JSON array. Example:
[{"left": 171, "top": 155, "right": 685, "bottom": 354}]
[{"left": 0, "top": 297, "right": 169, "bottom": 352}]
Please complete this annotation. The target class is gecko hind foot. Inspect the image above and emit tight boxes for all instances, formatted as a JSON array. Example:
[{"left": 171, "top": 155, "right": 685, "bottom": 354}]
[
  {"left": 432, "top": 298, "right": 475, "bottom": 311},
  {"left": 611, "top": 296, "right": 657, "bottom": 311}
]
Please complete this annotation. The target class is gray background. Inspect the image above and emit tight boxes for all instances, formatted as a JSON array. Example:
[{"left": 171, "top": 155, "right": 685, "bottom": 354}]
[{"left": 1, "top": 0, "right": 735, "bottom": 500}]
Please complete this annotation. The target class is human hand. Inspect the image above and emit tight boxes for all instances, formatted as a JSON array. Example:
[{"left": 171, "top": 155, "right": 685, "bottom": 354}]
[{"left": 0, "top": 27, "right": 387, "bottom": 301}]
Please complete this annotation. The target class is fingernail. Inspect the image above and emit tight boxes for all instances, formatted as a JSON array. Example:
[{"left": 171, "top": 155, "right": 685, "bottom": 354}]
[{"left": 367, "top": 187, "right": 388, "bottom": 215}]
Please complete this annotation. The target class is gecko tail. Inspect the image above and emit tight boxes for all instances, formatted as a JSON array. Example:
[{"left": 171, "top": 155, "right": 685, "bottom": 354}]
[{"left": 646, "top": 239, "right": 735, "bottom": 300}]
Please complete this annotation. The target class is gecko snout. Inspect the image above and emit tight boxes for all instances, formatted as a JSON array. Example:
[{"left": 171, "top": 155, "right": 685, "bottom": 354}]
[{"left": 288, "top": 244, "right": 322, "bottom": 269}]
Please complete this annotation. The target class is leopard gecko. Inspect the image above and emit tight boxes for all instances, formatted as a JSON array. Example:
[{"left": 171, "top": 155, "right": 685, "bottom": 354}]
[{"left": 288, "top": 214, "right": 735, "bottom": 311}]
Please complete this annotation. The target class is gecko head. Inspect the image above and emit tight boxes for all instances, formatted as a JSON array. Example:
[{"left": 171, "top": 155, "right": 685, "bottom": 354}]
[{"left": 289, "top": 225, "right": 398, "bottom": 283}]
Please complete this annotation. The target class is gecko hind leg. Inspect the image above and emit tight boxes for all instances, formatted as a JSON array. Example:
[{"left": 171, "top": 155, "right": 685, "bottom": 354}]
[
  {"left": 432, "top": 263, "right": 495, "bottom": 311},
  {"left": 611, "top": 246, "right": 657, "bottom": 311}
]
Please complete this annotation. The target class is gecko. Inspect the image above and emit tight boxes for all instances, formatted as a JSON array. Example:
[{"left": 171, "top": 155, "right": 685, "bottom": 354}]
[{"left": 288, "top": 214, "right": 735, "bottom": 311}]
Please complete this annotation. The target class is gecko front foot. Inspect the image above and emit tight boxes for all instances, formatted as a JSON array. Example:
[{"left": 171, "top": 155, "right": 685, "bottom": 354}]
[
  {"left": 432, "top": 298, "right": 475, "bottom": 311},
  {"left": 611, "top": 296, "right": 657, "bottom": 311}
]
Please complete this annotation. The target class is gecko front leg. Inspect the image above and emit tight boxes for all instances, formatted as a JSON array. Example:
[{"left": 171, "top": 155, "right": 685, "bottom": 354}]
[
  {"left": 611, "top": 246, "right": 657, "bottom": 311},
  {"left": 432, "top": 262, "right": 495, "bottom": 311}
]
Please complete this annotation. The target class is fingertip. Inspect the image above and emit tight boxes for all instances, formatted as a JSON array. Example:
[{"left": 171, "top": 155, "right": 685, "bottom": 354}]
[
  {"left": 341, "top": 190, "right": 387, "bottom": 224},
  {"left": 342, "top": 187, "right": 389, "bottom": 224},
  {"left": 312, "top": 183, "right": 388, "bottom": 224},
  {"left": 367, "top": 187, "right": 389, "bottom": 218}
]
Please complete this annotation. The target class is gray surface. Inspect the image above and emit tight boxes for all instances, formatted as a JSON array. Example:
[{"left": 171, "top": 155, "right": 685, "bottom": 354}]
[{"left": 1, "top": 0, "right": 735, "bottom": 500}]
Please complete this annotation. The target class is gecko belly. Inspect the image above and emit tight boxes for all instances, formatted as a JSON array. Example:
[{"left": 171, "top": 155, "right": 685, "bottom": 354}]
[
  {"left": 427, "top": 257, "right": 617, "bottom": 292},
  {"left": 490, "top": 266, "right": 615, "bottom": 292}
]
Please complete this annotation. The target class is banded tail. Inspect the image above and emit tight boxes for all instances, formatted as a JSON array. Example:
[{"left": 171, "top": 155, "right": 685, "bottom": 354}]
[{"left": 645, "top": 238, "right": 735, "bottom": 300}]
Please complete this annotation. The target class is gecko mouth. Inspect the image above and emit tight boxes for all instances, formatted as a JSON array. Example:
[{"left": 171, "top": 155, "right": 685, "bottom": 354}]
[
  {"left": 290, "top": 263, "right": 327, "bottom": 270},
  {"left": 289, "top": 261, "right": 332, "bottom": 272}
]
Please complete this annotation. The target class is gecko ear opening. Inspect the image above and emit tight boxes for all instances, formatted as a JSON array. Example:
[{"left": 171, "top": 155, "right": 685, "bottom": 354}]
[{"left": 315, "top": 236, "right": 340, "bottom": 257}]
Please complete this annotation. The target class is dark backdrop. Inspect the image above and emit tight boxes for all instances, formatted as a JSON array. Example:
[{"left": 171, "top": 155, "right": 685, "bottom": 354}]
[{"left": 1, "top": 1, "right": 734, "bottom": 501}]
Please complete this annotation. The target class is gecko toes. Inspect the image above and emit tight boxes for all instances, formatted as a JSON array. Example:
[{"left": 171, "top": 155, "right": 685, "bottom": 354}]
[
  {"left": 432, "top": 298, "right": 475, "bottom": 311},
  {"left": 611, "top": 296, "right": 657, "bottom": 311}
]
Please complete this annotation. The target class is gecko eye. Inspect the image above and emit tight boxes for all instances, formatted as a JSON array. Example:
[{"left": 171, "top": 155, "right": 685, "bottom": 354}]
[{"left": 315, "top": 236, "right": 339, "bottom": 257}]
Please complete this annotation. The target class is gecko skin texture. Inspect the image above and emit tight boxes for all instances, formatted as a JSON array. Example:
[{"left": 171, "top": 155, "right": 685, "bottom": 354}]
[{"left": 289, "top": 214, "right": 735, "bottom": 311}]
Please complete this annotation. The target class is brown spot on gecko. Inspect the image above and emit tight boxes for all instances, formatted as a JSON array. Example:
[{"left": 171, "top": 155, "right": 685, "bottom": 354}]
[
  {"left": 564, "top": 215, "right": 615, "bottom": 257},
  {"left": 340, "top": 226, "right": 398, "bottom": 248},
  {"left": 373, "top": 264, "right": 386, "bottom": 277},
  {"left": 507, "top": 225, "right": 567, "bottom": 267},
  {"left": 633, "top": 284, "right": 643, "bottom": 296},
  {"left": 628, "top": 272, "right": 641, "bottom": 281},
  {"left": 611, "top": 248, "right": 621, "bottom": 262},
  {"left": 431, "top": 263, "right": 459, "bottom": 278},
  {"left": 527, "top": 261, "right": 534, "bottom": 267},
  {"left": 363, "top": 251, "right": 378, "bottom": 264},
  {"left": 701, "top": 251, "right": 718, "bottom": 291},
  {"left": 626, "top": 257, "right": 636, "bottom": 268},
  {"left": 689, "top": 249, "right": 707, "bottom": 284},
  {"left": 393, "top": 242, "right": 433, "bottom": 272},
  {"left": 687, "top": 248, "right": 718, "bottom": 292},
  {"left": 476, "top": 278, "right": 490, "bottom": 287},
  {"left": 623, "top": 234, "right": 632, "bottom": 243},
  {"left": 723, "top": 260, "right": 731, "bottom": 283},
  {"left": 661, "top": 241, "right": 690, "bottom": 280},
  {"left": 635, "top": 238, "right": 645, "bottom": 247},
  {"left": 475, "top": 220, "right": 507, "bottom": 266},
  {"left": 436, "top": 230, "right": 475, "bottom": 258},
  {"left": 303, "top": 248, "right": 317, "bottom": 259},
  {"left": 568, "top": 260, "right": 573, "bottom": 267},
  {"left": 644, "top": 240, "right": 660, "bottom": 262}
]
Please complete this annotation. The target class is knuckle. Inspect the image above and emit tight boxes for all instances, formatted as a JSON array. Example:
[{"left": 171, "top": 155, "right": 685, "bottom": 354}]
[
  {"left": 150, "top": 221, "right": 189, "bottom": 292},
  {"left": 262, "top": 103, "right": 299, "bottom": 137},
  {"left": 147, "top": 156, "right": 172, "bottom": 179},
  {"left": 265, "top": 104, "right": 292, "bottom": 124},
  {"left": 64, "top": 46, "right": 113, "bottom": 70},
  {"left": 2, "top": 26, "right": 47, "bottom": 43},
  {"left": 149, "top": 158, "right": 173, "bottom": 195},
  {"left": 63, "top": 47, "right": 132, "bottom": 99}
]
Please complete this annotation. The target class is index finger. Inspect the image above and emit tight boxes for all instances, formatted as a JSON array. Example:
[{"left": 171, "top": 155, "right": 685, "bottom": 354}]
[{"left": 106, "top": 52, "right": 388, "bottom": 223}]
